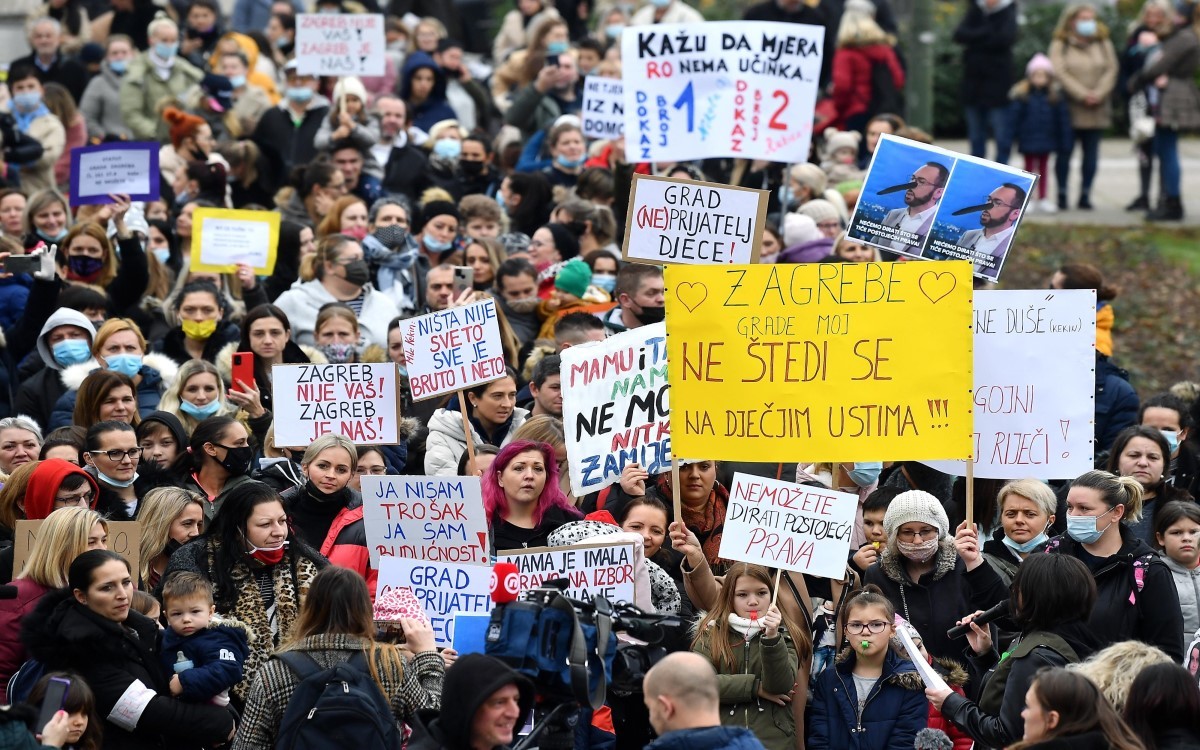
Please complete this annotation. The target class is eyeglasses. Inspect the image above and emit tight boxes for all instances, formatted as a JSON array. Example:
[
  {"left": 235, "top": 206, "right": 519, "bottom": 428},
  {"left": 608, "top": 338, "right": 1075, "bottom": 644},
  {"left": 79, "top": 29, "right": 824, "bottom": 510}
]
[
  {"left": 90, "top": 447, "right": 143, "bottom": 462},
  {"left": 845, "top": 620, "right": 889, "bottom": 635},
  {"left": 908, "top": 176, "right": 941, "bottom": 188},
  {"left": 896, "top": 527, "right": 939, "bottom": 542},
  {"left": 984, "top": 196, "right": 1017, "bottom": 210},
  {"left": 357, "top": 466, "right": 388, "bottom": 475},
  {"left": 55, "top": 489, "right": 94, "bottom": 505},
  {"left": 816, "top": 221, "right": 842, "bottom": 231}
]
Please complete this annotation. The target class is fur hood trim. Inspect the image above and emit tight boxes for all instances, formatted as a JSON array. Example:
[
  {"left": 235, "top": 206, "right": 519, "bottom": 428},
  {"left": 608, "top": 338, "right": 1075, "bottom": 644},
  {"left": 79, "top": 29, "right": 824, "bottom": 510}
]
[
  {"left": 933, "top": 655, "right": 969, "bottom": 687},
  {"left": 398, "top": 416, "right": 422, "bottom": 440},
  {"left": 210, "top": 613, "right": 256, "bottom": 643},
  {"left": 833, "top": 648, "right": 925, "bottom": 690},
  {"left": 59, "top": 353, "right": 181, "bottom": 391},
  {"left": 880, "top": 539, "right": 958, "bottom": 584}
]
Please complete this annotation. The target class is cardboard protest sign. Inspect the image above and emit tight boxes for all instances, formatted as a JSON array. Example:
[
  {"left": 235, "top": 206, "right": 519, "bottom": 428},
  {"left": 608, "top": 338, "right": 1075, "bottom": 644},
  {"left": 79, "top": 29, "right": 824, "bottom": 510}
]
[
  {"left": 623, "top": 174, "right": 767, "bottom": 265},
  {"left": 14, "top": 520, "right": 140, "bottom": 577},
  {"left": 400, "top": 298, "right": 506, "bottom": 401},
  {"left": 190, "top": 208, "right": 280, "bottom": 274},
  {"left": 621, "top": 21, "right": 823, "bottom": 163},
  {"left": 361, "top": 475, "right": 489, "bottom": 568},
  {"left": 376, "top": 556, "right": 492, "bottom": 647},
  {"left": 582, "top": 76, "right": 624, "bottom": 139},
  {"left": 272, "top": 362, "right": 402, "bottom": 445},
  {"left": 295, "top": 13, "right": 386, "bottom": 77},
  {"left": 69, "top": 142, "right": 160, "bottom": 205},
  {"left": 923, "top": 289, "right": 1096, "bottom": 479},
  {"left": 720, "top": 473, "right": 856, "bottom": 578},
  {"left": 498, "top": 542, "right": 637, "bottom": 604},
  {"left": 665, "top": 261, "right": 974, "bottom": 462},
  {"left": 561, "top": 323, "right": 670, "bottom": 496},
  {"left": 847, "top": 135, "right": 1037, "bottom": 281}
]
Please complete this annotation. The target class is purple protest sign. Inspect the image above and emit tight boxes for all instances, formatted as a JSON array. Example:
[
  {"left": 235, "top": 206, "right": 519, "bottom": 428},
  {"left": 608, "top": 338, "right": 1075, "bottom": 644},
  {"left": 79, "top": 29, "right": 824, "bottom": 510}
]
[{"left": 69, "top": 142, "right": 160, "bottom": 206}]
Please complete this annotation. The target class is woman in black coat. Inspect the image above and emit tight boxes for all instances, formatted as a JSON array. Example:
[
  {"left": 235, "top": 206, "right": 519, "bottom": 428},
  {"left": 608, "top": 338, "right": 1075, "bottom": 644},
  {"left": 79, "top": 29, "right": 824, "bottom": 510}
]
[{"left": 21, "top": 550, "right": 234, "bottom": 750}]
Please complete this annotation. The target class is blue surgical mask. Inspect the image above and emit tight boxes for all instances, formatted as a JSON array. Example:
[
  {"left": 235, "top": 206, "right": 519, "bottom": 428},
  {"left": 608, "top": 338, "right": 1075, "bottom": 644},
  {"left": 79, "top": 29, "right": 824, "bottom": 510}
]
[
  {"left": 108, "top": 59, "right": 128, "bottom": 75},
  {"left": 433, "top": 139, "right": 462, "bottom": 159},
  {"left": 97, "top": 469, "right": 139, "bottom": 488},
  {"left": 153, "top": 42, "right": 178, "bottom": 60},
  {"left": 778, "top": 184, "right": 797, "bottom": 212},
  {"left": 275, "top": 36, "right": 290, "bottom": 49},
  {"left": 1075, "top": 19, "right": 1097, "bottom": 37},
  {"left": 1066, "top": 507, "right": 1117, "bottom": 545},
  {"left": 1161, "top": 429, "right": 1181, "bottom": 454},
  {"left": 153, "top": 247, "right": 171, "bottom": 265},
  {"left": 605, "top": 24, "right": 624, "bottom": 39},
  {"left": 180, "top": 399, "right": 222, "bottom": 419},
  {"left": 106, "top": 354, "right": 143, "bottom": 378},
  {"left": 12, "top": 92, "right": 42, "bottom": 112},
  {"left": 556, "top": 154, "right": 585, "bottom": 169},
  {"left": 592, "top": 274, "right": 616, "bottom": 293},
  {"left": 52, "top": 339, "right": 92, "bottom": 367},
  {"left": 1002, "top": 523, "right": 1051, "bottom": 555},
  {"left": 546, "top": 41, "right": 569, "bottom": 55},
  {"left": 40, "top": 227, "right": 69, "bottom": 242},
  {"left": 423, "top": 234, "right": 453, "bottom": 253},
  {"left": 650, "top": 0, "right": 672, "bottom": 7},
  {"left": 495, "top": 191, "right": 506, "bottom": 209},
  {"left": 286, "top": 86, "right": 314, "bottom": 103},
  {"left": 229, "top": 74, "right": 247, "bottom": 88}
]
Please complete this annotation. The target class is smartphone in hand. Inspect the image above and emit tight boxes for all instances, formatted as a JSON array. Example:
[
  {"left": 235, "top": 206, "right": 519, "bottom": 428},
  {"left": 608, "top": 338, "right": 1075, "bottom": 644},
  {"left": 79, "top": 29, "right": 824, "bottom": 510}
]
[
  {"left": 37, "top": 676, "right": 71, "bottom": 736},
  {"left": 231, "top": 352, "right": 255, "bottom": 391}
]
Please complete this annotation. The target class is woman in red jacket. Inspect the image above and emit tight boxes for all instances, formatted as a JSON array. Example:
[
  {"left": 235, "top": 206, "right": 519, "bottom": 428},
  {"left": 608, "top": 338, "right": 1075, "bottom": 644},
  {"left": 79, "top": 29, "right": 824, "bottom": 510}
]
[
  {"left": 830, "top": 0, "right": 906, "bottom": 133},
  {"left": 280, "top": 434, "right": 376, "bottom": 597}
]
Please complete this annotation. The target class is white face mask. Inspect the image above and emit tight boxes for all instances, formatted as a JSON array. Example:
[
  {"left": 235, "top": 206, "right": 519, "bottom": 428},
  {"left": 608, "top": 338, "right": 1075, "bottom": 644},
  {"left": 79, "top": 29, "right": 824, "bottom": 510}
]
[{"left": 897, "top": 537, "right": 939, "bottom": 562}]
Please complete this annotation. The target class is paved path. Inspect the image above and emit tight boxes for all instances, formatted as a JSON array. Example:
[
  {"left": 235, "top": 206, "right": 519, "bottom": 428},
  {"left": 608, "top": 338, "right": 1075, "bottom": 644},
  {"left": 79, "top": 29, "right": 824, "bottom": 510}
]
[{"left": 936, "top": 137, "right": 1200, "bottom": 227}]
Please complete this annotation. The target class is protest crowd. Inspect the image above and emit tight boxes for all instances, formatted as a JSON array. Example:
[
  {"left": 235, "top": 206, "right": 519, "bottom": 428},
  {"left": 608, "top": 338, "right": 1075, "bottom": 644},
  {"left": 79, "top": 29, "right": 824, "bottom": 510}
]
[{"left": 0, "top": 0, "right": 1199, "bottom": 750}]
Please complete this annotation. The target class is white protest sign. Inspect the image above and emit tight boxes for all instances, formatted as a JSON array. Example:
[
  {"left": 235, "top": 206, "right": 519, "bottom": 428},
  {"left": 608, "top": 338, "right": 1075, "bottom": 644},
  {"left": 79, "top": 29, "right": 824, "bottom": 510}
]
[
  {"left": 499, "top": 542, "right": 637, "bottom": 604},
  {"left": 190, "top": 208, "right": 280, "bottom": 274},
  {"left": 295, "top": 13, "right": 386, "bottom": 77},
  {"left": 623, "top": 174, "right": 767, "bottom": 265},
  {"left": 272, "top": 362, "right": 402, "bottom": 446},
  {"left": 562, "top": 324, "right": 670, "bottom": 496},
  {"left": 621, "top": 21, "right": 823, "bottom": 163},
  {"left": 924, "top": 289, "right": 1096, "bottom": 479},
  {"left": 582, "top": 76, "right": 624, "bottom": 139},
  {"left": 400, "top": 298, "right": 506, "bottom": 401},
  {"left": 719, "top": 473, "right": 857, "bottom": 578},
  {"left": 70, "top": 142, "right": 159, "bottom": 205},
  {"left": 376, "top": 556, "right": 492, "bottom": 647},
  {"left": 361, "top": 475, "right": 489, "bottom": 568}
]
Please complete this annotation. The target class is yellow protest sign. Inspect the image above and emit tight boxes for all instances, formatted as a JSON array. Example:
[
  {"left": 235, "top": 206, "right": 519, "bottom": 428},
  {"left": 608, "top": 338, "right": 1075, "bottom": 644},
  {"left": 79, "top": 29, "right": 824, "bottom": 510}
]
[
  {"left": 190, "top": 207, "right": 280, "bottom": 274},
  {"left": 665, "top": 261, "right": 973, "bottom": 462}
]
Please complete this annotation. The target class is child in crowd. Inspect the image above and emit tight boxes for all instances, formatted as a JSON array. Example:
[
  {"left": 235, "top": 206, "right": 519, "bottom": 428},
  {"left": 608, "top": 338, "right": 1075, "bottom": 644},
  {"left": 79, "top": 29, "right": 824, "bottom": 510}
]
[
  {"left": 895, "top": 621, "right": 973, "bottom": 750},
  {"left": 25, "top": 672, "right": 101, "bottom": 750},
  {"left": 536, "top": 258, "right": 604, "bottom": 339},
  {"left": 809, "top": 587, "right": 926, "bottom": 750},
  {"left": 1008, "top": 53, "right": 1070, "bottom": 214},
  {"left": 159, "top": 572, "right": 251, "bottom": 707},
  {"left": 1154, "top": 500, "right": 1200, "bottom": 648},
  {"left": 820, "top": 130, "right": 864, "bottom": 185},
  {"left": 832, "top": 233, "right": 881, "bottom": 262},
  {"left": 130, "top": 590, "right": 161, "bottom": 623},
  {"left": 852, "top": 487, "right": 901, "bottom": 576}
]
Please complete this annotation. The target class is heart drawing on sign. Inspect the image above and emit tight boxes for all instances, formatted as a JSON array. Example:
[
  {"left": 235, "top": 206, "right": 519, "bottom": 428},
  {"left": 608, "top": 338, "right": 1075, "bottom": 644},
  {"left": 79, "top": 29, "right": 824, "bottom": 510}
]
[
  {"left": 675, "top": 282, "right": 708, "bottom": 313},
  {"left": 918, "top": 271, "right": 956, "bottom": 304}
]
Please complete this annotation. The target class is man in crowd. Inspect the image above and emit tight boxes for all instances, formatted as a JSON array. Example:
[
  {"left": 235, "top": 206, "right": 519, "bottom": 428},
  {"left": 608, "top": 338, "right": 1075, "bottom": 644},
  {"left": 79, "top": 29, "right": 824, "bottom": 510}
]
[
  {"left": 954, "top": 182, "right": 1025, "bottom": 278},
  {"left": 603, "top": 264, "right": 664, "bottom": 333},
  {"left": 376, "top": 95, "right": 434, "bottom": 204},
  {"left": 11, "top": 19, "right": 89, "bottom": 104},
  {"left": 643, "top": 652, "right": 766, "bottom": 750},
  {"left": 408, "top": 654, "right": 534, "bottom": 750},
  {"left": 528, "top": 355, "right": 563, "bottom": 418}
]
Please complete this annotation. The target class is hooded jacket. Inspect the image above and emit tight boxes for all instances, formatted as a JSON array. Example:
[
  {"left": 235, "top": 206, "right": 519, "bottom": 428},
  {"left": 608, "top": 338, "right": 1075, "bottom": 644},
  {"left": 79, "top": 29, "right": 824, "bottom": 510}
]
[
  {"left": 831, "top": 43, "right": 906, "bottom": 126},
  {"left": 809, "top": 648, "right": 927, "bottom": 750},
  {"left": 953, "top": 0, "right": 1019, "bottom": 108},
  {"left": 80, "top": 62, "right": 136, "bottom": 141},
  {"left": 1045, "top": 525, "right": 1184, "bottom": 661},
  {"left": 135, "top": 410, "right": 191, "bottom": 483},
  {"left": 159, "top": 615, "right": 251, "bottom": 702},
  {"left": 13, "top": 308, "right": 97, "bottom": 430},
  {"left": 22, "top": 592, "right": 235, "bottom": 750},
  {"left": 24, "top": 458, "right": 100, "bottom": 521},
  {"left": 400, "top": 52, "right": 458, "bottom": 133},
  {"left": 407, "top": 653, "right": 533, "bottom": 750},
  {"left": 646, "top": 726, "right": 766, "bottom": 750},
  {"left": 424, "top": 403, "right": 530, "bottom": 477},
  {"left": 0, "top": 577, "right": 50, "bottom": 701},
  {"left": 273, "top": 278, "right": 400, "bottom": 350},
  {"left": 48, "top": 352, "right": 180, "bottom": 430}
]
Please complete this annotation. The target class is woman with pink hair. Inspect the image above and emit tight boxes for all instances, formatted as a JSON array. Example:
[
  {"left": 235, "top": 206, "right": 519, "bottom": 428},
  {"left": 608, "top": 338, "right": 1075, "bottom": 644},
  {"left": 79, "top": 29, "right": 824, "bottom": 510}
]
[{"left": 483, "top": 440, "right": 581, "bottom": 551}]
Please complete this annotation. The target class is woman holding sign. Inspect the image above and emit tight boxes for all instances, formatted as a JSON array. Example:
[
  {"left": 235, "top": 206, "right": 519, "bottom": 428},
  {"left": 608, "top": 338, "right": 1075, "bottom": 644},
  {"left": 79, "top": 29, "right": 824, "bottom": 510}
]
[
  {"left": 425, "top": 369, "right": 528, "bottom": 477},
  {"left": 59, "top": 195, "right": 148, "bottom": 316},
  {"left": 217, "top": 304, "right": 318, "bottom": 418},
  {"left": 482, "top": 439, "right": 581, "bottom": 551}
]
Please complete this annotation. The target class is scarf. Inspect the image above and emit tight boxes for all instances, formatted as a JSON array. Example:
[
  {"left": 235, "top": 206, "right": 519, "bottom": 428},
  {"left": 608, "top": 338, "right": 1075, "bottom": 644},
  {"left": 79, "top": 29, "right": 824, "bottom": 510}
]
[
  {"left": 12, "top": 104, "right": 51, "bottom": 133},
  {"left": 537, "top": 260, "right": 567, "bottom": 286},
  {"left": 659, "top": 474, "right": 729, "bottom": 570},
  {"left": 148, "top": 50, "right": 175, "bottom": 81},
  {"left": 728, "top": 612, "right": 762, "bottom": 638}
]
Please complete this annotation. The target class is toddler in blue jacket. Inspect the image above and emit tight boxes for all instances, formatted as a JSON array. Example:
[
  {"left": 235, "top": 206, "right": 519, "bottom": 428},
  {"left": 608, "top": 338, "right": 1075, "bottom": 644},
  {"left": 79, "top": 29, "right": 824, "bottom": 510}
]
[{"left": 159, "top": 572, "right": 250, "bottom": 707}]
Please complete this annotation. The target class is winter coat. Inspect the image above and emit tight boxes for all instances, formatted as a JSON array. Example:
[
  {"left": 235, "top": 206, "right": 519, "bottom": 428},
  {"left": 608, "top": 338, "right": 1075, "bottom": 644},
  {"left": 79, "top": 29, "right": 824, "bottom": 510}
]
[
  {"left": 1050, "top": 34, "right": 1119, "bottom": 130},
  {"left": 280, "top": 483, "right": 376, "bottom": 598},
  {"left": 630, "top": 0, "right": 705, "bottom": 25},
  {"left": 13, "top": 307, "right": 96, "bottom": 431},
  {"left": 16, "top": 112, "right": 65, "bottom": 194},
  {"left": 646, "top": 726, "right": 767, "bottom": 750},
  {"left": 80, "top": 63, "right": 133, "bottom": 141},
  {"left": 831, "top": 44, "right": 906, "bottom": 127},
  {"left": 926, "top": 658, "right": 973, "bottom": 750},
  {"left": 1045, "top": 524, "right": 1185, "bottom": 661},
  {"left": 250, "top": 96, "right": 332, "bottom": 194},
  {"left": 1164, "top": 556, "right": 1200, "bottom": 646},
  {"left": 809, "top": 649, "right": 927, "bottom": 750},
  {"left": 981, "top": 526, "right": 1049, "bottom": 587},
  {"left": 1131, "top": 25, "right": 1200, "bottom": 131},
  {"left": 400, "top": 53, "right": 458, "bottom": 134},
  {"left": 0, "top": 276, "right": 31, "bottom": 333},
  {"left": 424, "top": 404, "right": 530, "bottom": 476},
  {"left": 380, "top": 141, "right": 434, "bottom": 205},
  {"left": 505, "top": 81, "right": 579, "bottom": 139},
  {"left": 313, "top": 114, "right": 383, "bottom": 177},
  {"left": 232, "top": 633, "right": 444, "bottom": 750},
  {"left": 863, "top": 541, "right": 1007, "bottom": 660},
  {"left": 154, "top": 319, "right": 241, "bottom": 366},
  {"left": 691, "top": 626, "right": 798, "bottom": 750},
  {"left": 159, "top": 616, "right": 251, "bottom": 701},
  {"left": 953, "top": 0, "right": 1019, "bottom": 108},
  {"left": 162, "top": 536, "right": 326, "bottom": 703},
  {"left": 493, "top": 504, "right": 580, "bottom": 552},
  {"left": 1095, "top": 353, "right": 1138, "bottom": 458},
  {"left": 0, "top": 578, "right": 49, "bottom": 702},
  {"left": 779, "top": 237, "right": 835, "bottom": 263},
  {"left": 56, "top": 114, "right": 88, "bottom": 188},
  {"left": 48, "top": 353, "right": 180, "bottom": 430},
  {"left": 1025, "top": 731, "right": 1114, "bottom": 750},
  {"left": 273, "top": 278, "right": 400, "bottom": 349},
  {"left": 406, "top": 653, "right": 532, "bottom": 750},
  {"left": 9, "top": 53, "right": 88, "bottom": 104},
  {"left": 1009, "top": 80, "right": 1072, "bottom": 154},
  {"left": 22, "top": 593, "right": 235, "bottom": 750},
  {"left": 119, "top": 51, "right": 205, "bottom": 142}
]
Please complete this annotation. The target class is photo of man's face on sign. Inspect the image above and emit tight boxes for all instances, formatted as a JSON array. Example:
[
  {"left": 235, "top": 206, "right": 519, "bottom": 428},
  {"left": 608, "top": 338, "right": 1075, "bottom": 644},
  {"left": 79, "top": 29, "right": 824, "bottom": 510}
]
[{"left": 847, "top": 137, "right": 954, "bottom": 256}]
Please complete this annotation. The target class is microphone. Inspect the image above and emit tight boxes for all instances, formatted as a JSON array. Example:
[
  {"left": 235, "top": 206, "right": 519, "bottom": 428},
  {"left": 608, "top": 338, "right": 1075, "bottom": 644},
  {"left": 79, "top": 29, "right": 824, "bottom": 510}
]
[
  {"left": 946, "top": 600, "right": 1009, "bottom": 640},
  {"left": 489, "top": 561, "right": 521, "bottom": 605},
  {"left": 877, "top": 181, "right": 918, "bottom": 195},
  {"left": 914, "top": 728, "right": 953, "bottom": 750},
  {"left": 951, "top": 202, "right": 992, "bottom": 216}
]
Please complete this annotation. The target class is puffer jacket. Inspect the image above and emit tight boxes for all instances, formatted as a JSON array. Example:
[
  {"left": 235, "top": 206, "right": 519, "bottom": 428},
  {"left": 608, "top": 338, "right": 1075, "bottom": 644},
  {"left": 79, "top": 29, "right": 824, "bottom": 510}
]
[
  {"left": 16, "top": 112, "right": 65, "bottom": 194},
  {"left": 22, "top": 592, "right": 235, "bottom": 750},
  {"left": 48, "top": 352, "right": 180, "bottom": 429},
  {"left": 0, "top": 578, "right": 49, "bottom": 702},
  {"left": 1008, "top": 80, "right": 1072, "bottom": 155},
  {"left": 692, "top": 625, "right": 798, "bottom": 750},
  {"left": 809, "top": 648, "right": 927, "bottom": 750},
  {"left": 1094, "top": 353, "right": 1138, "bottom": 461},
  {"left": 273, "top": 278, "right": 400, "bottom": 349},
  {"left": 423, "top": 403, "right": 530, "bottom": 476},
  {"left": 0, "top": 277, "right": 31, "bottom": 333},
  {"left": 831, "top": 43, "right": 906, "bottom": 126},
  {"left": 80, "top": 62, "right": 135, "bottom": 140},
  {"left": 118, "top": 50, "right": 205, "bottom": 142},
  {"left": 159, "top": 615, "right": 251, "bottom": 702},
  {"left": 280, "top": 483, "right": 376, "bottom": 600},
  {"left": 1164, "top": 555, "right": 1200, "bottom": 646},
  {"left": 927, "top": 657, "right": 972, "bottom": 750}
]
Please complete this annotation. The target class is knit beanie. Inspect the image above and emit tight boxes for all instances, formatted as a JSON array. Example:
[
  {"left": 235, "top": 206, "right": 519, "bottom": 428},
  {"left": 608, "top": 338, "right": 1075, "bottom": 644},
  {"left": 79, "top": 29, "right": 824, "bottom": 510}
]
[
  {"left": 332, "top": 76, "right": 368, "bottom": 104},
  {"left": 883, "top": 490, "right": 950, "bottom": 540},
  {"left": 797, "top": 199, "right": 842, "bottom": 226},
  {"left": 1026, "top": 52, "right": 1054, "bottom": 77},
  {"left": 420, "top": 200, "right": 460, "bottom": 231},
  {"left": 554, "top": 258, "right": 592, "bottom": 298},
  {"left": 824, "top": 129, "right": 862, "bottom": 158},
  {"left": 791, "top": 163, "right": 828, "bottom": 195},
  {"left": 544, "top": 222, "right": 581, "bottom": 260},
  {"left": 783, "top": 212, "right": 822, "bottom": 247}
]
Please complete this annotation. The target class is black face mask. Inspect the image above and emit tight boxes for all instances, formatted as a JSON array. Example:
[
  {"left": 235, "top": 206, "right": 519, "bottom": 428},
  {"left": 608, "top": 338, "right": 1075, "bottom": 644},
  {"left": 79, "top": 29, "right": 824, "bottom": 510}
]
[
  {"left": 342, "top": 259, "right": 371, "bottom": 287},
  {"left": 633, "top": 304, "right": 665, "bottom": 325},
  {"left": 460, "top": 159, "right": 485, "bottom": 177},
  {"left": 163, "top": 537, "right": 184, "bottom": 558},
  {"left": 306, "top": 481, "right": 350, "bottom": 505},
  {"left": 216, "top": 444, "right": 255, "bottom": 476},
  {"left": 373, "top": 224, "right": 410, "bottom": 250}
]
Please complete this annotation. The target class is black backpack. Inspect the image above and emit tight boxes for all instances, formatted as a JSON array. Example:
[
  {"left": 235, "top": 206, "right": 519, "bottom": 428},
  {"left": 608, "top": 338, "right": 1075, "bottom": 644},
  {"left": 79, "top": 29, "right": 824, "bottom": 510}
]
[
  {"left": 274, "top": 651, "right": 402, "bottom": 750},
  {"left": 868, "top": 58, "right": 905, "bottom": 118}
]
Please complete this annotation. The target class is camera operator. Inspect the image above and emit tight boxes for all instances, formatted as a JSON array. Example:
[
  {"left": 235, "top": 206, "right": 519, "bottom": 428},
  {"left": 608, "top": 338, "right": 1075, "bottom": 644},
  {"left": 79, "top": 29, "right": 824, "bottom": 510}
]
[
  {"left": 642, "top": 653, "right": 766, "bottom": 750},
  {"left": 408, "top": 654, "right": 535, "bottom": 750}
]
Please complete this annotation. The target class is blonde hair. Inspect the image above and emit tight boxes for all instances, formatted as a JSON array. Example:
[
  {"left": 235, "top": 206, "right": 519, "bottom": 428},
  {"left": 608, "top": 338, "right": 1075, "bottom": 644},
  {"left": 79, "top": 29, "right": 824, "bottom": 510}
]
[
  {"left": 1070, "top": 641, "right": 1172, "bottom": 711},
  {"left": 137, "top": 487, "right": 204, "bottom": 585},
  {"left": 156, "top": 359, "right": 233, "bottom": 434},
  {"left": 833, "top": 233, "right": 881, "bottom": 261},
  {"left": 314, "top": 304, "right": 361, "bottom": 342},
  {"left": 300, "top": 434, "right": 357, "bottom": 471},
  {"left": 18, "top": 507, "right": 107, "bottom": 588},
  {"left": 997, "top": 478, "right": 1058, "bottom": 519},
  {"left": 0, "top": 461, "right": 40, "bottom": 530},
  {"left": 836, "top": 8, "right": 894, "bottom": 46},
  {"left": 92, "top": 318, "right": 147, "bottom": 360},
  {"left": 1070, "top": 470, "right": 1146, "bottom": 522}
]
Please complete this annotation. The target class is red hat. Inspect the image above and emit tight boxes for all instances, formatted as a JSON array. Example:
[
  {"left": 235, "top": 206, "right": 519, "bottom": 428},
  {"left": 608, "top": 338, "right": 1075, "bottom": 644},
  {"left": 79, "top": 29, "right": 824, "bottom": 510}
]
[{"left": 24, "top": 459, "right": 101, "bottom": 521}]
